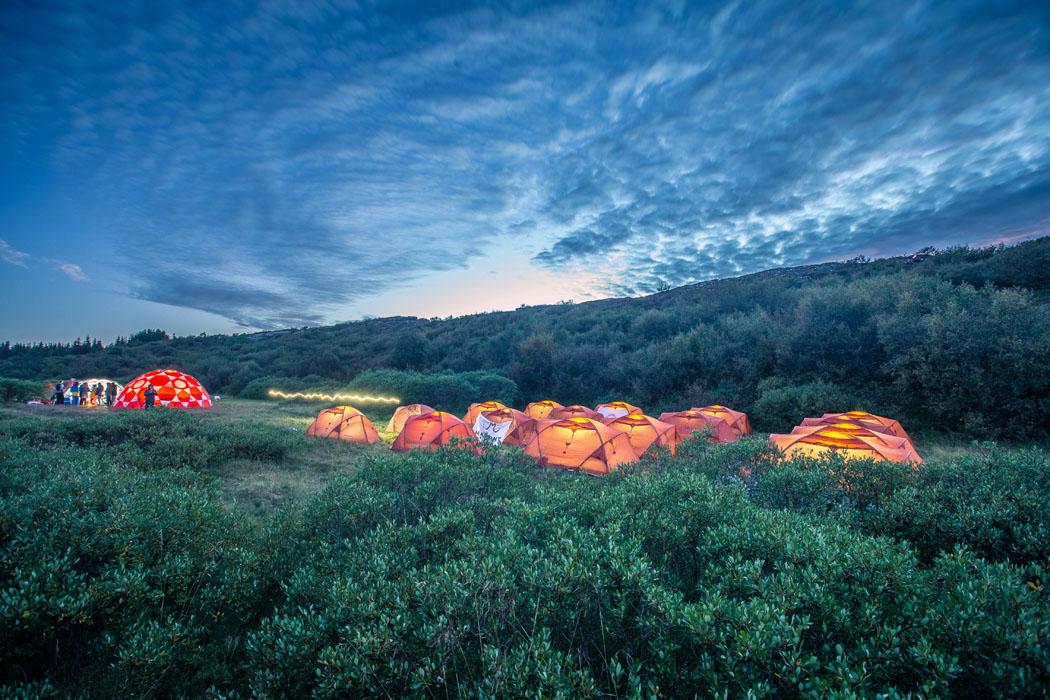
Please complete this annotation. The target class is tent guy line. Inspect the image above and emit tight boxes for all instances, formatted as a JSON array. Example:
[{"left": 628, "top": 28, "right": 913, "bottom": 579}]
[{"left": 267, "top": 389, "right": 399, "bottom": 403}]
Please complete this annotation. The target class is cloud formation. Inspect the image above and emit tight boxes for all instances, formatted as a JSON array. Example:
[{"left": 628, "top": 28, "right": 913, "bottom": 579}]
[
  {"left": 2, "top": 0, "right": 1049, "bottom": 327},
  {"left": 0, "top": 240, "right": 29, "bottom": 267}
]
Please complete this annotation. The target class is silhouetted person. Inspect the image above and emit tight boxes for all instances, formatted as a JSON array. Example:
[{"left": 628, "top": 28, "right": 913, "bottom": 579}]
[
  {"left": 79, "top": 381, "right": 90, "bottom": 406},
  {"left": 53, "top": 381, "right": 65, "bottom": 406},
  {"left": 143, "top": 384, "right": 157, "bottom": 409},
  {"left": 105, "top": 382, "right": 117, "bottom": 406}
]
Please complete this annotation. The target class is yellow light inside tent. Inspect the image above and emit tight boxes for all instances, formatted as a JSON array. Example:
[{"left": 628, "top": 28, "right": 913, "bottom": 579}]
[{"left": 268, "top": 390, "right": 399, "bottom": 403}]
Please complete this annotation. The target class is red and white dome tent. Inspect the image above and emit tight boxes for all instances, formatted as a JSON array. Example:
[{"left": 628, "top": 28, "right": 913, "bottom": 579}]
[{"left": 114, "top": 369, "right": 212, "bottom": 408}]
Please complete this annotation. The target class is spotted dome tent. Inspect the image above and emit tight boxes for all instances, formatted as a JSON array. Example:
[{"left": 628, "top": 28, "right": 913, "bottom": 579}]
[
  {"left": 770, "top": 425, "right": 922, "bottom": 464},
  {"left": 595, "top": 401, "right": 643, "bottom": 420},
  {"left": 391, "top": 411, "right": 478, "bottom": 452},
  {"left": 603, "top": 414, "right": 681, "bottom": 456},
  {"left": 549, "top": 405, "right": 602, "bottom": 421},
  {"left": 802, "top": 411, "right": 911, "bottom": 441},
  {"left": 473, "top": 408, "right": 535, "bottom": 446},
  {"left": 658, "top": 410, "right": 737, "bottom": 444},
  {"left": 386, "top": 404, "right": 436, "bottom": 433},
  {"left": 61, "top": 378, "right": 124, "bottom": 405},
  {"left": 523, "top": 417, "right": 638, "bottom": 475},
  {"left": 114, "top": 369, "right": 211, "bottom": 408},
  {"left": 463, "top": 401, "right": 510, "bottom": 428},
  {"left": 305, "top": 406, "right": 379, "bottom": 444},
  {"left": 524, "top": 400, "right": 562, "bottom": 420},
  {"left": 693, "top": 405, "right": 752, "bottom": 436}
]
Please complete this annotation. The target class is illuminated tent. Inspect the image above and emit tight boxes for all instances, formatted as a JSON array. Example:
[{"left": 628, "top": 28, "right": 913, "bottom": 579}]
[
  {"left": 391, "top": 411, "right": 478, "bottom": 452},
  {"left": 524, "top": 400, "right": 562, "bottom": 420},
  {"left": 114, "top": 369, "right": 211, "bottom": 409},
  {"left": 549, "top": 405, "right": 602, "bottom": 421},
  {"left": 658, "top": 410, "right": 737, "bottom": 444},
  {"left": 595, "top": 401, "right": 643, "bottom": 420},
  {"left": 463, "top": 401, "right": 510, "bottom": 427},
  {"left": 305, "top": 406, "right": 379, "bottom": 443},
  {"left": 802, "top": 411, "right": 911, "bottom": 441},
  {"left": 523, "top": 417, "right": 638, "bottom": 475},
  {"left": 386, "top": 404, "right": 436, "bottom": 433},
  {"left": 769, "top": 425, "right": 922, "bottom": 464},
  {"left": 603, "top": 414, "right": 681, "bottom": 456},
  {"left": 473, "top": 408, "right": 535, "bottom": 445},
  {"left": 693, "top": 405, "right": 752, "bottom": 436},
  {"left": 61, "top": 378, "right": 124, "bottom": 405}
]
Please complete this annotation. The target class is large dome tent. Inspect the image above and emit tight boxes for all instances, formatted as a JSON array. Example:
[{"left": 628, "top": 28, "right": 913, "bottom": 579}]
[
  {"left": 463, "top": 401, "right": 511, "bottom": 428},
  {"left": 549, "top": 405, "right": 602, "bottom": 421},
  {"left": 58, "top": 378, "right": 124, "bottom": 405},
  {"left": 693, "top": 405, "right": 752, "bottom": 436},
  {"left": 523, "top": 417, "right": 637, "bottom": 475},
  {"left": 801, "top": 411, "right": 911, "bottom": 441},
  {"left": 472, "top": 408, "right": 534, "bottom": 445},
  {"left": 770, "top": 424, "right": 922, "bottom": 464},
  {"left": 391, "top": 411, "right": 479, "bottom": 453},
  {"left": 658, "top": 410, "right": 737, "bottom": 444},
  {"left": 594, "top": 401, "right": 643, "bottom": 420},
  {"left": 524, "top": 400, "right": 562, "bottom": 420},
  {"left": 603, "top": 414, "right": 681, "bottom": 456},
  {"left": 305, "top": 406, "right": 379, "bottom": 444},
  {"left": 386, "top": 404, "right": 436, "bottom": 433},
  {"left": 114, "top": 369, "right": 211, "bottom": 408}
]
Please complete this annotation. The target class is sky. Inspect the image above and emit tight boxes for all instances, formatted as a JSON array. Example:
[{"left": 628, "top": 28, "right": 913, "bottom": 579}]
[{"left": 2, "top": 0, "right": 1049, "bottom": 344}]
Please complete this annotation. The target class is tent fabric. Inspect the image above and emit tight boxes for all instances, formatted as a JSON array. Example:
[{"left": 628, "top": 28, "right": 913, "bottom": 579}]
[
  {"left": 658, "top": 410, "right": 737, "bottom": 443},
  {"left": 391, "top": 411, "right": 478, "bottom": 452},
  {"left": 114, "top": 369, "right": 212, "bottom": 409},
  {"left": 693, "top": 405, "right": 752, "bottom": 436},
  {"left": 386, "top": 404, "right": 436, "bottom": 433},
  {"left": 463, "top": 401, "right": 510, "bottom": 428},
  {"left": 524, "top": 400, "right": 563, "bottom": 420},
  {"left": 806, "top": 411, "right": 911, "bottom": 441},
  {"left": 523, "top": 417, "right": 638, "bottom": 475},
  {"left": 474, "top": 408, "right": 536, "bottom": 446},
  {"left": 770, "top": 425, "right": 923, "bottom": 464},
  {"left": 62, "top": 378, "right": 124, "bottom": 405},
  {"left": 603, "top": 414, "right": 680, "bottom": 456},
  {"left": 549, "top": 405, "right": 602, "bottom": 421},
  {"left": 305, "top": 405, "right": 379, "bottom": 443},
  {"left": 595, "top": 401, "right": 643, "bottom": 420}
]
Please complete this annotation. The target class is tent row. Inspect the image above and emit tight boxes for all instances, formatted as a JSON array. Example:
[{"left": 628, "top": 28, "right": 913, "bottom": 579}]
[
  {"left": 768, "top": 410, "right": 922, "bottom": 464},
  {"left": 306, "top": 400, "right": 753, "bottom": 475}
]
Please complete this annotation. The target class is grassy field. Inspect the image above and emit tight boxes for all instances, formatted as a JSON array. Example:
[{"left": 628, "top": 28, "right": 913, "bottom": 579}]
[{"left": 2, "top": 399, "right": 1048, "bottom": 697}]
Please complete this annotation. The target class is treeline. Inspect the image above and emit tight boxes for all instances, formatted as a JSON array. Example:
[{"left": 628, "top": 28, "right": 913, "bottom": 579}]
[{"left": 3, "top": 239, "right": 1050, "bottom": 437}]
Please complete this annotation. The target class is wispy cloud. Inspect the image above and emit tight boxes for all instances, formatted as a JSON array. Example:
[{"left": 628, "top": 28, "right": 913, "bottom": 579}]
[
  {"left": 2, "top": 0, "right": 1048, "bottom": 327},
  {"left": 0, "top": 239, "right": 29, "bottom": 267}
]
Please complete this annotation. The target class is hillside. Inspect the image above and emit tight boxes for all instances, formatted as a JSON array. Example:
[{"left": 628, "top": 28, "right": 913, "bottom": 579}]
[{"left": 3, "top": 237, "right": 1050, "bottom": 437}]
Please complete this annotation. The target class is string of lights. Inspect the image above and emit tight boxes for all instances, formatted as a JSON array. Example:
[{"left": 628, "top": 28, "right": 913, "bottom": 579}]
[{"left": 267, "top": 389, "right": 399, "bottom": 403}]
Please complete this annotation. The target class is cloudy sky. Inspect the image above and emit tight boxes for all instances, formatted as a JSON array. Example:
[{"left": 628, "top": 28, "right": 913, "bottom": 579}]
[{"left": 2, "top": 0, "right": 1049, "bottom": 343}]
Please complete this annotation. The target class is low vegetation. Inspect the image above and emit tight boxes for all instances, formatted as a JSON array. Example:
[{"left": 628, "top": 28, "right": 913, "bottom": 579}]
[{"left": 1, "top": 404, "right": 1047, "bottom": 697}]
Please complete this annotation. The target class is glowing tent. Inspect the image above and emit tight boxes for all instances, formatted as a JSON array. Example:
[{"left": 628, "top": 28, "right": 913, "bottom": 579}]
[
  {"left": 595, "top": 401, "right": 643, "bottom": 420},
  {"left": 114, "top": 369, "right": 211, "bottom": 409},
  {"left": 549, "top": 405, "right": 602, "bottom": 421},
  {"left": 386, "top": 404, "right": 436, "bottom": 433},
  {"left": 523, "top": 417, "right": 638, "bottom": 475},
  {"left": 769, "top": 425, "right": 922, "bottom": 464},
  {"left": 473, "top": 408, "right": 535, "bottom": 445},
  {"left": 305, "top": 406, "right": 379, "bottom": 444},
  {"left": 391, "top": 411, "right": 478, "bottom": 452},
  {"left": 61, "top": 378, "right": 124, "bottom": 405},
  {"left": 603, "top": 414, "right": 681, "bottom": 456},
  {"left": 463, "top": 401, "right": 510, "bottom": 427},
  {"left": 524, "top": 400, "right": 562, "bottom": 420},
  {"left": 658, "top": 410, "right": 737, "bottom": 444},
  {"left": 693, "top": 405, "right": 752, "bottom": 436},
  {"left": 802, "top": 411, "right": 911, "bottom": 441}
]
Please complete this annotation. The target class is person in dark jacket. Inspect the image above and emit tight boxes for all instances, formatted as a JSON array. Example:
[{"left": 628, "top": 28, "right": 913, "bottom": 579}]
[
  {"left": 105, "top": 382, "right": 118, "bottom": 406},
  {"left": 53, "top": 381, "right": 65, "bottom": 406},
  {"left": 143, "top": 384, "right": 157, "bottom": 409}
]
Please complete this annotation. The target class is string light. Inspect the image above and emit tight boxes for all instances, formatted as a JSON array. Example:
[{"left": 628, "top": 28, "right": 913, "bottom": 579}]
[{"left": 268, "top": 389, "right": 399, "bottom": 403}]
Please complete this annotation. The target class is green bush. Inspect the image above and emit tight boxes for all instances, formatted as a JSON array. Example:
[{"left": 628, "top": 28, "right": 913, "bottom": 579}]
[{"left": 0, "top": 377, "right": 46, "bottom": 402}]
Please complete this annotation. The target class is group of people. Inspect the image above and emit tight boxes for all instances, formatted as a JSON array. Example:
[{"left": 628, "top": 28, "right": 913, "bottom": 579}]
[{"left": 52, "top": 380, "right": 122, "bottom": 407}]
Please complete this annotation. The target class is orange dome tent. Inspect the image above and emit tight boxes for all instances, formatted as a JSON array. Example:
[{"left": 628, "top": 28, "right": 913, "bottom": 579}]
[
  {"left": 524, "top": 400, "right": 562, "bottom": 420},
  {"left": 386, "top": 403, "right": 436, "bottom": 433},
  {"left": 391, "top": 411, "right": 478, "bottom": 452},
  {"left": 114, "top": 369, "right": 211, "bottom": 409},
  {"left": 770, "top": 424, "right": 922, "bottom": 464},
  {"left": 305, "top": 406, "right": 379, "bottom": 444},
  {"left": 693, "top": 405, "right": 752, "bottom": 436},
  {"left": 549, "top": 405, "right": 602, "bottom": 421},
  {"left": 802, "top": 411, "right": 911, "bottom": 441},
  {"left": 603, "top": 414, "right": 681, "bottom": 456},
  {"left": 523, "top": 417, "right": 638, "bottom": 475},
  {"left": 658, "top": 410, "right": 737, "bottom": 444},
  {"left": 595, "top": 401, "right": 643, "bottom": 420},
  {"left": 473, "top": 408, "right": 536, "bottom": 445},
  {"left": 463, "top": 401, "right": 510, "bottom": 427}
]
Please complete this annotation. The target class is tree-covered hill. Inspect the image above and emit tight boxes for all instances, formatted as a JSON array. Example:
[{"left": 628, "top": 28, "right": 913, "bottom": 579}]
[{"left": 3, "top": 238, "right": 1050, "bottom": 437}]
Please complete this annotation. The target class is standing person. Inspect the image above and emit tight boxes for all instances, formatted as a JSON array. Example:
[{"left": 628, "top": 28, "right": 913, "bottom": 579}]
[
  {"left": 79, "top": 381, "right": 90, "bottom": 406},
  {"left": 106, "top": 381, "right": 118, "bottom": 406},
  {"left": 92, "top": 383, "right": 101, "bottom": 405},
  {"left": 69, "top": 380, "right": 80, "bottom": 406},
  {"left": 53, "top": 381, "right": 65, "bottom": 406},
  {"left": 143, "top": 384, "right": 157, "bottom": 409}
]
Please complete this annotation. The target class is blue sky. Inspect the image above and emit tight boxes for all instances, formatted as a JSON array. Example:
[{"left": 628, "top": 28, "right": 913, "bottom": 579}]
[{"left": 2, "top": 0, "right": 1049, "bottom": 343}]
